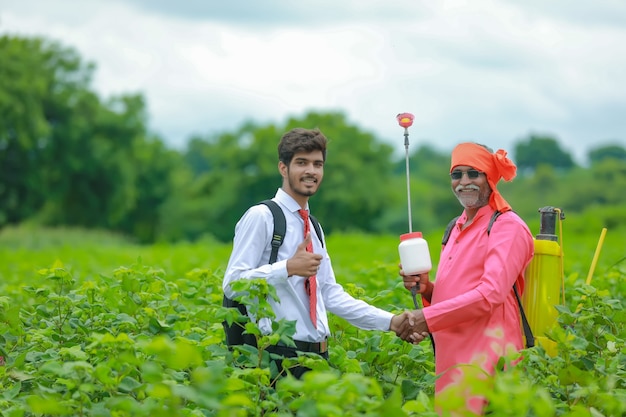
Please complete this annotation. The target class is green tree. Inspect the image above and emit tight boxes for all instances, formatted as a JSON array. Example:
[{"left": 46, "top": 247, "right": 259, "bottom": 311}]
[
  {"left": 0, "top": 35, "right": 174, "bottom": 241},
  {"left": 118, "top": 135, "right": 181, "bottom": 243},
  {"left": 159, "top": 112, "right": 397, "bottom": 242},
  {"left": 0, "top": 35, "right": 79, "bottom": 226},
  {"left": 566, "top": 158, "right": 626, "bottom": 209},
  {"left": 514, "top": 134, "right": 576, "bottom": 172},
  {"left": 35, "top": 93, "right": 146, "bottom": 228},
  {"left": 588, "top": 143, "right": 626, "bottom": 165}
]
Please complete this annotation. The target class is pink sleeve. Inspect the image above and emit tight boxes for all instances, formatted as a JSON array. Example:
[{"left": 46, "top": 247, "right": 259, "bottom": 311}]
[{"left": 423, "top": 218, "right": 533, "bottom": 332}]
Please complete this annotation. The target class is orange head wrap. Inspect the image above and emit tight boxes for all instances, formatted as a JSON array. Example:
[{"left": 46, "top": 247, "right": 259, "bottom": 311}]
[{"left": 450, "top": 142, "right": 517, "bottom": 213}]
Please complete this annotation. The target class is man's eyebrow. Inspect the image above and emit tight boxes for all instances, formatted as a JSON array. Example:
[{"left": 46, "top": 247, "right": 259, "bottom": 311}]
[{"left": 294, "top": 156, "right": 323, "bottom": 162}]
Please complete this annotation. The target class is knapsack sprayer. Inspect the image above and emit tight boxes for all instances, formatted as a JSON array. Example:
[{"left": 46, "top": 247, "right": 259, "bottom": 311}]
[{"left": 523, "top": 206, "right": 566, "bottom": 355}]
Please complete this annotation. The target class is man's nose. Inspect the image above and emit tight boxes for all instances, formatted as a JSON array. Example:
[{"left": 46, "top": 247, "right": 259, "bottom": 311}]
[
  {"left": 306, "top": 163, "right": 320, "bottom": 173},
  {"left": 459, "top": 172, "right": 472, "bottom": 183}
]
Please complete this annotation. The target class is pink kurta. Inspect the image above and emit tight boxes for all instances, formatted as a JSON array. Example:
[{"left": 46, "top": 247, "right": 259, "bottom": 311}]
[{"left": 423, "top": 205, "right": 534, "bottom": 408}]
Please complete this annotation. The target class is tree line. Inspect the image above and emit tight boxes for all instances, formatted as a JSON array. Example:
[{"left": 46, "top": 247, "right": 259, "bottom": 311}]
[{"left": 1, "top": 35, "right": 625, "bottom": 244}]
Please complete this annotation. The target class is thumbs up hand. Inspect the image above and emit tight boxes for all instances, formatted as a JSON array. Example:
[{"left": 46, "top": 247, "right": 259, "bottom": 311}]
[{"left": 287, "top": 233, "right": 323, "bottom": 277}]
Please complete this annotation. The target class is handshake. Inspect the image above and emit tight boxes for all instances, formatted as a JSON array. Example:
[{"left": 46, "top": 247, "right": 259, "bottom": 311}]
[
  {"left": 391, "top": 271, "right": 432, "bottom": 343},
  {"left": 390, "top": 309, "right": 430, "bottom": 344}
]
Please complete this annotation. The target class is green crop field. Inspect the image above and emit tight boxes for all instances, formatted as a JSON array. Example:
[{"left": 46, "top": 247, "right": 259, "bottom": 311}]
[{"left": 0, "top": 223, "right": 624, "bottom": 416}]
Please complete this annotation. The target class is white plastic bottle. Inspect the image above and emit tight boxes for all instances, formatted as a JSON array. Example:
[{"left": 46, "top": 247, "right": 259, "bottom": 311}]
[{"left": 398, "top": 231, "right": 432, "bottom": 275}]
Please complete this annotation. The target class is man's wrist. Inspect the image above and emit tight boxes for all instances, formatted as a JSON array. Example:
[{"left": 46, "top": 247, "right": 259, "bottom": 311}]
[{"left": 423, "top": 281, "right": 434, "bottom": 302}]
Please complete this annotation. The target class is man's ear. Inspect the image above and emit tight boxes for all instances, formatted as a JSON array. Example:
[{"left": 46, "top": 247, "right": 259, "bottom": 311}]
[{"left": 278, "top": 161, "right": 288, "bottom": 178}]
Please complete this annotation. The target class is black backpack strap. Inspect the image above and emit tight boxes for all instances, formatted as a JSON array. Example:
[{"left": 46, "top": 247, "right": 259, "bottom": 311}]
[
  {"left": 259, "top": 199, "right": 286, "bottom": 264},
  {"left": 309, "top": 214, "right": 325, "bottom": 248}
]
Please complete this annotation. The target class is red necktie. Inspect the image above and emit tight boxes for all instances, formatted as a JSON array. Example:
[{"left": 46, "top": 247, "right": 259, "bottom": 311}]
[{"left": 298, "top": 209, "right": 317, "bottom": 328}]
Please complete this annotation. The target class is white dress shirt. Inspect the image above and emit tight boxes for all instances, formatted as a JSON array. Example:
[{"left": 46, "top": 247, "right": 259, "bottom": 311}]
[{"left": 223, "top": 188, "right": 393, "bottom": 343}]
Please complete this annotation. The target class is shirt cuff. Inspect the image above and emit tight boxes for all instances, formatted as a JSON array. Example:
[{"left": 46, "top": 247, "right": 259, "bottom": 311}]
[{"left": 378, "top": 310, "right": 395, "bottom": 331}]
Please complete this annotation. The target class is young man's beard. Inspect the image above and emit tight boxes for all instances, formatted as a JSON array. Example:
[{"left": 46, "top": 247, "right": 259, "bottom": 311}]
[{"left": 288, "top": 175, "right": 318, "bottom": 197}]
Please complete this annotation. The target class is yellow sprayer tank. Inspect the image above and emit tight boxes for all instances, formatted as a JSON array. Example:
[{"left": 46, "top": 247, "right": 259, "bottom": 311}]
[{"left": 522, "top": 207, "right": 564, "bottom": 356}]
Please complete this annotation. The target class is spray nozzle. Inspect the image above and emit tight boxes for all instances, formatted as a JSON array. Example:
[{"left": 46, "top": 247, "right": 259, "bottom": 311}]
[{"left": 396, "top": 113, "right": 414, "bottom": 128}]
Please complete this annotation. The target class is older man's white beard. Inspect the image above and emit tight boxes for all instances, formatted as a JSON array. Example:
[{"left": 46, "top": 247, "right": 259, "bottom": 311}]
[{"left": 454, "top": 184, "right": 490, "bottom": 209}]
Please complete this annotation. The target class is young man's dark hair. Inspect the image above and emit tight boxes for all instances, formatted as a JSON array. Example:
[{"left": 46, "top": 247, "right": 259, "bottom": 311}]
[{"left": 278, "top": 128, "right": 327, "bottom": 165}]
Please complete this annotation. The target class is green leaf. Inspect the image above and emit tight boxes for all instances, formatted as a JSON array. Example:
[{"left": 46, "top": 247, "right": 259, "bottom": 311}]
[
  {"left": 2, "top": 381, "right": 21, "bottom": 400},
  {"left": 39, "top": 360, "right": 64, "bottom": 376},
  {"left": 59, "top": 345, "right": 87, "bottom": 361},
  {"left": 378, "top": 386, "right": 409, "bottom": 416},
  {"left": 401, "top": 378, "right": 421, "bottom": 400},
  {"left": 118, "top": 376, "right": 143, "bottom": 393}
]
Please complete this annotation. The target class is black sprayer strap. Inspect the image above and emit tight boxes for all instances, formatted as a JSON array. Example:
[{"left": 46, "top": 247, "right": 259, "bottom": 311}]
[
  {"left": 441, "top": 216, "right": 460, "bottom": 246},
  {"left": 514, "top": 284, "right": 535, "bottom": 348},
  {"left": 441, "top": 210, "right": 502, "bottom": 246},
  {"left": 487, "top": 211, "right": 503, "bottom": 235},
  {"left": 442, "top": 211, "right": 503, "bottom": 246}
]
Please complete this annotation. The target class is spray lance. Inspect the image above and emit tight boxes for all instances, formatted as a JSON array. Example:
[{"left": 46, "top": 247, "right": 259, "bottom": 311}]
[{"left": 395, "top": 113, "right": 432, "bottom": 309}]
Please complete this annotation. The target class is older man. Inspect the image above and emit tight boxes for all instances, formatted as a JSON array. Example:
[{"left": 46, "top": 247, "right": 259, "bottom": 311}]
[{"left": 399, "top": 142, "right": 534, "bottom": 415}]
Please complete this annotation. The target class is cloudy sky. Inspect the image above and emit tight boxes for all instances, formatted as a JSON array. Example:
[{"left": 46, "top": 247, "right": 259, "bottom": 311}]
[{"left": 2, "top": 0, "right": 625, "bottom": 164}]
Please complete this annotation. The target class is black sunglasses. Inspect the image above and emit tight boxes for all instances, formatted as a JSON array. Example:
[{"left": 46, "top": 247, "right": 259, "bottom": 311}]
[{"left": 450, "top": 169, "right": 483, "bottom": 180}]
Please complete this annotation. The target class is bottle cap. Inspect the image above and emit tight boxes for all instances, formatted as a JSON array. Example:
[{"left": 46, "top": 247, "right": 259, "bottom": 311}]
[{"left": 400, "top": 231, "right": 423, "bottom": 241}]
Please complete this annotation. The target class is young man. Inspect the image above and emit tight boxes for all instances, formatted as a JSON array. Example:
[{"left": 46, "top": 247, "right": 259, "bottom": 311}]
[
  {"left": 223, "top": 127, "right": 406, "bottom": 379},
  {"left": 398, "top": 142, "right": 535, "bottom": 415}
]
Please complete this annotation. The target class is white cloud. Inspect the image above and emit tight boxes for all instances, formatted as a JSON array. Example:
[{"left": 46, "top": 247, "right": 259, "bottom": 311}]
[{"left": 1, "top": 0, "right": 625, "bottom": 163}]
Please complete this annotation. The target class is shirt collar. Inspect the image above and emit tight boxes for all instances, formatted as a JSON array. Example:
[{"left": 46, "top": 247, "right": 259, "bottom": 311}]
[
  {"left": 275, "top": 188, "right": 308, "bottom": 213},
  {"left": 460, "top": 204, "right": 494, "bottom": 224}
]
